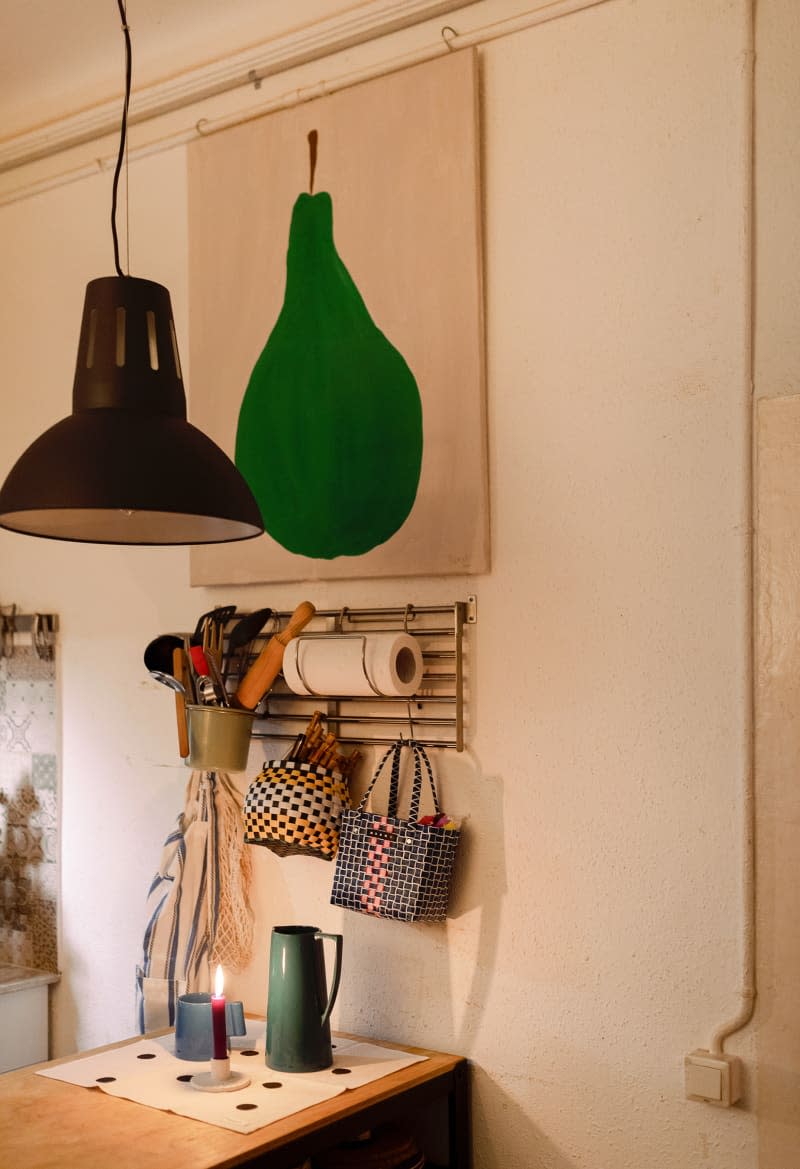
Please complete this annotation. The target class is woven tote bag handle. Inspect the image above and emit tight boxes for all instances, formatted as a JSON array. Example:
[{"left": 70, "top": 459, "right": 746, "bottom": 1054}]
[
  {"left": 356, "top": 740, "right": 442, "bottom": 821},
  {"left": 407, "top": 742, "right": 442, "bottom": 821},
  {"left": 356, "top": 741, "right": 403, "bottom": 813}
]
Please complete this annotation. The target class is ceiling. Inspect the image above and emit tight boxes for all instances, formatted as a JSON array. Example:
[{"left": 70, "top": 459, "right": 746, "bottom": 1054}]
[{"left": 0, "top": 1, "right": 378, "bottom": 142}]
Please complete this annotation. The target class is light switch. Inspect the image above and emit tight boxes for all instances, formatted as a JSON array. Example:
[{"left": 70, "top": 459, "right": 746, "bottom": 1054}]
[
  {"left": 685, "top": 1050, "right": 742, "bottom": 1107},
  {"left": 686, "top": 1060, "right": 722, "bottom": 1101}
]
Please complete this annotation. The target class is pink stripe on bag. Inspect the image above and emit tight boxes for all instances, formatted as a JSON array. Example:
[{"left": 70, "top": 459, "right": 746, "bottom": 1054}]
[{"left": 359, "top": 818, "right": 394, "bottom": 913}]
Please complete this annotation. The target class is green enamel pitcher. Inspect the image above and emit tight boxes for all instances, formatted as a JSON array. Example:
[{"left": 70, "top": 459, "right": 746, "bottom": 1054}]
[{"left": 265, "top": 925, "right": 343, "bottom": 1072}]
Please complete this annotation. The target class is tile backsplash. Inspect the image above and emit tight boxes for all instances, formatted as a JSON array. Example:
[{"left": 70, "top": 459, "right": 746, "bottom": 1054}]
[{"left": 0, "top": 646, "right": 58, "bottom": 972}]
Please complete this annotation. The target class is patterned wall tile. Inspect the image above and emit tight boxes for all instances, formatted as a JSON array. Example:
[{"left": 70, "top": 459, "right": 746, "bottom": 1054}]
[{"left": 0, "top": 646, "right": 58, "bottom": 973}]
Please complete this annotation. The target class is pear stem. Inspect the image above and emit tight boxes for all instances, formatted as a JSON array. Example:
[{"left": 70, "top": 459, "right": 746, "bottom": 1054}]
[{"left": 308, "top": 130, "right": 318, "bottom": 194}]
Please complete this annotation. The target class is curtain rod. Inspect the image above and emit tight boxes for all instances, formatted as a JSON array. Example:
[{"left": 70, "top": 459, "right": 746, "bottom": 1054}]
[{"left": 0, "top": 0, "right": 612, "bottom": 208}]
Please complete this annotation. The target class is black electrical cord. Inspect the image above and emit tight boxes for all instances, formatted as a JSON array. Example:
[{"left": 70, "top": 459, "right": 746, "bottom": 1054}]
[{"left": 111, "top": 0, "right": 131, "bottom": 278}]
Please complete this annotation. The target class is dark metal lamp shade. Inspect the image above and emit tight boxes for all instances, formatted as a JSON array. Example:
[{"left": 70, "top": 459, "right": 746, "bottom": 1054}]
[{"left": 0, "top": 276, "right": 264, "bottom": 545}]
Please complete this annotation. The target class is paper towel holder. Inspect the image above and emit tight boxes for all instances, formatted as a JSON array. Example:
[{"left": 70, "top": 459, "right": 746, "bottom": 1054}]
[
  {"left": 284, "top": 631, "right": 424, "bottom": 700},
  {"left": 288, "top": 633, "right": 383, "bottom": 698}
]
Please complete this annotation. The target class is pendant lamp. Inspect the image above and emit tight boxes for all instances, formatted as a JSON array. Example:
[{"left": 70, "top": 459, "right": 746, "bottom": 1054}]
[{"left": 0, "top": 2, "right": 264, "bottom": 546}]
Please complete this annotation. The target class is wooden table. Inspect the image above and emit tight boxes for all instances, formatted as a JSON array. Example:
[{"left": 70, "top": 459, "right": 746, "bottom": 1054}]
[{"left": 0, "top": 1030, "right": 470, "bottom": 1169}]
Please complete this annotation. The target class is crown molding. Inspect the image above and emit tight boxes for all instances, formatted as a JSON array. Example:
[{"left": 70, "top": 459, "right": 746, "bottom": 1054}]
[{"left": 0, "top": 0, "right": 468, "bottom": 174}]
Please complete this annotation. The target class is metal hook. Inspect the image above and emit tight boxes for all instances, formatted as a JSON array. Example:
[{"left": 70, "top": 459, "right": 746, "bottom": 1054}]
[
  {"left": 33, "top": 614, "right": 43, "bottom": 660},
  {"left": 33, "top": 614, "right": 55, "bottom": 662},
  {"left": 43, "top": 616, "right": 54, "bottom": 661},
  {"left": 406, "top": 698, "right": 416, "bottom": 741},
  {"left": 1, "top": 605, "right": 16, "bottom": 659},
  {"left": 441, "top": 25, "right": 458, "bottom": 50}
]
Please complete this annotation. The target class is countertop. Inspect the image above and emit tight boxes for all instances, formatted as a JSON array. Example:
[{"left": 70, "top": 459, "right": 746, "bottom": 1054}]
[{"left": 0, "top": 964, "right": 60, "bottom": 994}]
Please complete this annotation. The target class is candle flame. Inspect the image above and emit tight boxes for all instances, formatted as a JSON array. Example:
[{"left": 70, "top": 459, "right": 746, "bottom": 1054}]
[{"left": 214, "top": 963, "right": 224, "bottom": 997}]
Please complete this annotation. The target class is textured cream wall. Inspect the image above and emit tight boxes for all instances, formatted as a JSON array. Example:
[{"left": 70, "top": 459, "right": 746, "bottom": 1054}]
[
  {"left": 755, "top": 0, "right": 800, "bottom": 401},
  {"left": 754, "top": 1, "right": 800, "bottom": 1165},
  {"left": 0, "top": 1, "right": 765, "bottom": 1166},
  {"left": 755, "top": 400, "right": 800, "bottom": 1169}
]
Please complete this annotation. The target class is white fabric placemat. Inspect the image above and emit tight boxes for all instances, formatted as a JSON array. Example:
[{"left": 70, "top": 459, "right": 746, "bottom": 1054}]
[{"left": 37, "top": 1022, "right": 427, "bottom": 1134}]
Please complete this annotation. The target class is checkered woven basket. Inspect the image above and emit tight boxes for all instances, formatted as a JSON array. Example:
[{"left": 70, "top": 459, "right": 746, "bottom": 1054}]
[
  {"left": 330, "top": 740, "right": 460, "bottom": 922},
  {"left": 243, "top": 759, "right": 350, "bottom": 861}
]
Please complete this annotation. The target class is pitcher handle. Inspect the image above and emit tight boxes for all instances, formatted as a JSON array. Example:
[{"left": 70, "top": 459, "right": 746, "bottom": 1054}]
[{"left": 316, "top": 931, "right": 343, "bottom": 1029}]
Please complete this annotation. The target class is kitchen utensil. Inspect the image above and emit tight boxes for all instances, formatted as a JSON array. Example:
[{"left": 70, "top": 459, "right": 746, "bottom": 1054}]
[
  {"left": 202, "top": 623, "right": 230, "bottom": 706},
  {"left": 189, "top": 643, "right": 210, "bottom": 677},
  {"left": 205, "top": 650, "right": 229, "bottom": 705},
  {"left": 183, "top": 635, "right": 199, "bottom": 703},
  {"left": 144, "top": 633, "right": 184, "bottom": 676},
  {"left": 148, "top": 669, "right": 187, "bottom": 695},
  {"left": 234, "top": 600, "right": 316, "bottom": 711},
  {"left": 191, "top": 605, "right": 236, "bottom": 649},
  {"left": 190, "top": 607, "right": 233, "bottom": 663},
  {"left": 189, "top": 643, "right": 226, "bottom": 705},
  {"left": 223, "top": 607, "right": 273, "bottom": 683},
  {"left": 265, "top": 925, "right": 343, "bottom": 1072},
  {"left": 195, "top": 674, "right": 219, "bottom": 705},
  {"left": 172, "top": 646, "right": 190, "bottom": 758},
  {"left": 200, "top": 615, "right": 224, "bottom": 663}
]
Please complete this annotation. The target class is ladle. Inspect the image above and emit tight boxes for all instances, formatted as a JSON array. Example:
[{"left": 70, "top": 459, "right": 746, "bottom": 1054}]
[
  {"left": 144, "top": 633, "right": 184, "bottom": 676},
  {"left": 148, "top": 669, "right": 187, "bottom": 695}
]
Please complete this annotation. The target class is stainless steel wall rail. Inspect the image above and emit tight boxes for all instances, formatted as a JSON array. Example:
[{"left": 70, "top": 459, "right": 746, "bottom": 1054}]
[{"left": 227, "top": 598, "right": 475, "bottom": 753}]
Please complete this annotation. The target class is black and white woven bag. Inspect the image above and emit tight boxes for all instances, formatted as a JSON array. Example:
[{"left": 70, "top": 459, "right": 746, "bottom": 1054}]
[{"left": 330, "top": 740, "right": 460, "bottom": 922}]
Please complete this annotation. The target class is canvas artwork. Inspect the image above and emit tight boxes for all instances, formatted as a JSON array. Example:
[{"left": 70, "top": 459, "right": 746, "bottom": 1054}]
[{"left": 188, "top": 48, "right": 487, "bottom": 585}]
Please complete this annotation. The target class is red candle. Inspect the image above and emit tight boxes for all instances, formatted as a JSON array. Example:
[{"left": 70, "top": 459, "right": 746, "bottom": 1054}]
[{"left": 211, "top": 964, "right": 227, "bottom": 1061}]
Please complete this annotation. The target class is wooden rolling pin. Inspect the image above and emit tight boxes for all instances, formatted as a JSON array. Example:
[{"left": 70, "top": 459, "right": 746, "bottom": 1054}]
[{"left": 234, "top": 600, "right": 316, "bottom": 710}]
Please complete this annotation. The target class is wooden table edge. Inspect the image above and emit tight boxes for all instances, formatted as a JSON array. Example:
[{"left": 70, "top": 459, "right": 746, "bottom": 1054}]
[{"left": 0, "top": 1022, "right": 468, "bottom": 1169}]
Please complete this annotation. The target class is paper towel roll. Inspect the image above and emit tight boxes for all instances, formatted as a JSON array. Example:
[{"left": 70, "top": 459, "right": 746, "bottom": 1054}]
[{"left": 283, "top": 633, "right": 423, "bottom": 698}]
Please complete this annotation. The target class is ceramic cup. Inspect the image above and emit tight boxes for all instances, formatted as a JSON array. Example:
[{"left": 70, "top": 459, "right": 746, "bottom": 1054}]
[{"left": 174, "top": 992, "right": 247, "bottom": 1061}]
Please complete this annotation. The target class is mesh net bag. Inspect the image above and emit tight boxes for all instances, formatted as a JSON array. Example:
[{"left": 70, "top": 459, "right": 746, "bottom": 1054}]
[{"left": 209, "top": 771, "right": 254, "bottom": 972}]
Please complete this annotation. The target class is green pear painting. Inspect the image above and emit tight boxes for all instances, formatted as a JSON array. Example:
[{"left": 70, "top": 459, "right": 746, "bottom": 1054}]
[
  {"left": 235, "top": 148, "right": 423, "bottom": 560},
  {"left": 188, "top": 48, "right": 488, "bottom": 587}
]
